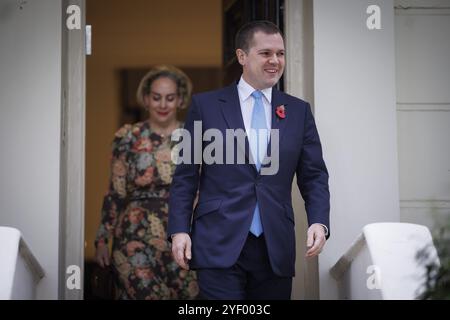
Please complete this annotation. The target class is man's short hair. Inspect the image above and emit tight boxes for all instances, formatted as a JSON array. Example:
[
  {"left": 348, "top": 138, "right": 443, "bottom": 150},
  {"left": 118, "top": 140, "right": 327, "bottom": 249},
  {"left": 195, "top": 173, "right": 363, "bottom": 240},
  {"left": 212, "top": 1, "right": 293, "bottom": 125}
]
[{"left": 235, "top": 20, "right": 284, "bottom": 53}]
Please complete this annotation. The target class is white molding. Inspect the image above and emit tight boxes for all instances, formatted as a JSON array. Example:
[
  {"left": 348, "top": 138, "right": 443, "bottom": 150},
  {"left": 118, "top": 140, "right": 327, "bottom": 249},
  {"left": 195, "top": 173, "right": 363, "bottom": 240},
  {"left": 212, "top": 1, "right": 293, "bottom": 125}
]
[
  {"left": 329, "top": 233, "right": 365, "bottom": 281},
  {"left": 397, "top": 103, "right": 450, "bottom": 112},
  {"left": 395, "top": 8, "right": 450, "bottom": 15},
  {"left": 19, "top": 237, "right": 45, "bottom": 283},
  {"left": 59, "top": 0, "right": 85, "bottom": 300},
  {"left": 395, "top": 0, "right": 450, "bottom": 8},
  {"left": 400, "top": 200, "right": 450, "bottom": 208},
  {"left": 331, "top": 223, "right": 438, "bottom": 299},
  {"left": 395, "top": 0, "right": 450, "bottom": 15}
]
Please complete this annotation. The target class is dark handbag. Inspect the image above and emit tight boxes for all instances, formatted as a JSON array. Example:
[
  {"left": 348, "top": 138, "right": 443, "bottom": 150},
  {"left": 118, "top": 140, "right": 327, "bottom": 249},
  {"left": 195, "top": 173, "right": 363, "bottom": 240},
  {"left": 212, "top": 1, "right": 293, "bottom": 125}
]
[{"left": 85, "top": 261, "right": 116, "bottom": 300}]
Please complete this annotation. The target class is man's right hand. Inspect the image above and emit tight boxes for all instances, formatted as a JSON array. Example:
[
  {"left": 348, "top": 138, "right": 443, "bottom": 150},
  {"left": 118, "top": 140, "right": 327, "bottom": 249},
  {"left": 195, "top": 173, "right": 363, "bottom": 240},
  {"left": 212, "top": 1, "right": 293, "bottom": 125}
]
[
  {"left": 95, "top": 243, "right": 110, "bottom": 268},
  {"left": 171, "top": 233, "right": 192, "bottom": 270}
]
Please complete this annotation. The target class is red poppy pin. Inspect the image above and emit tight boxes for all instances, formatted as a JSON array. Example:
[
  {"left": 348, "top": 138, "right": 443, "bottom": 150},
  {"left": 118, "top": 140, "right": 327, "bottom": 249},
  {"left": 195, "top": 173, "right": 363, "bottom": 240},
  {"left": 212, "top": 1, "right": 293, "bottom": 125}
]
[{"left": 276, "top": 105, "right": 286, "bottom": 119}]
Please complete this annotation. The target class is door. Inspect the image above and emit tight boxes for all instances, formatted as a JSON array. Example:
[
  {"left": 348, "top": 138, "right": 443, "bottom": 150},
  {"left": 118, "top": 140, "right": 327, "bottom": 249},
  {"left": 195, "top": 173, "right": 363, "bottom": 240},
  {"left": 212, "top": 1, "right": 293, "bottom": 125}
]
[
  {"left": 395, "top": 0, "right": 450, "bottom": 231},
  {"left": 223, "top": 0, "right": 285, "bottom": 90}
]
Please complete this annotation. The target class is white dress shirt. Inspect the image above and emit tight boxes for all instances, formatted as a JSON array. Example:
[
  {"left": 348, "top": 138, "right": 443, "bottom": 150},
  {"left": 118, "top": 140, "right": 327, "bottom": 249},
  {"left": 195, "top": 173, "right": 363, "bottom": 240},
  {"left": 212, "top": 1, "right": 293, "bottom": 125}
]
[
  {"left": 236, "top": 77, "right": 329, "bottom": 237},
  {"left": 237, "top": 77, "right": 272, "bottom": 136}
]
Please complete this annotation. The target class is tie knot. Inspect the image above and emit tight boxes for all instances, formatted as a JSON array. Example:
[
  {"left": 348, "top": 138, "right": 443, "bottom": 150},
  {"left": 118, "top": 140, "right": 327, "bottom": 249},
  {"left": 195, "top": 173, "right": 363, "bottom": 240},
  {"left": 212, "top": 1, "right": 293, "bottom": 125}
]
[{"left": 251, "top": 90, "right": 263, "bottom": 100}]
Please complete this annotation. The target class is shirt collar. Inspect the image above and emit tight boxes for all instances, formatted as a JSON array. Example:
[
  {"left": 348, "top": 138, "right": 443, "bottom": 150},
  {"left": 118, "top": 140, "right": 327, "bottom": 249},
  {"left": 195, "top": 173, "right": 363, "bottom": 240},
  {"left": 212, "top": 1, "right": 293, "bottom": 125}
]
[{"left": 238, "top": 76, "right": 272, "bottom": 103}]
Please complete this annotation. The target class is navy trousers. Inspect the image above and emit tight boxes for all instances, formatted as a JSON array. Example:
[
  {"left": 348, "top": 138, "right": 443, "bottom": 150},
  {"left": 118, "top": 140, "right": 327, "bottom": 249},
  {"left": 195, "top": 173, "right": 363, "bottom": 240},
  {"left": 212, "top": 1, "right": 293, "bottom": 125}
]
[{"left": 196, "top": 233, "right": 292, "bottom": 300}]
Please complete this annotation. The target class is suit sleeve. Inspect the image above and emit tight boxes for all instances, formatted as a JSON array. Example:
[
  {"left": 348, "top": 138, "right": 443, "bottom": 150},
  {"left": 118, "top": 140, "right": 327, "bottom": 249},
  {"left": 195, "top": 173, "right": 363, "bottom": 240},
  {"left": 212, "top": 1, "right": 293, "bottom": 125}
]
[
  {"left": 167, "top": 97, "right": 202, "bottom": 239},
  {"left": 296, "top": 103, "right": 331, "bottom": 238}
]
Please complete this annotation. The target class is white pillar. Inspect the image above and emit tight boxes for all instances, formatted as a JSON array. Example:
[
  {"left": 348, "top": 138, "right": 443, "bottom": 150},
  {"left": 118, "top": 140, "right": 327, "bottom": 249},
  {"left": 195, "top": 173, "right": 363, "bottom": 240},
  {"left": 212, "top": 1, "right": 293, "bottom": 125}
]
[{"left": 312, "top": 0, "right": 400, "bottom": 299}]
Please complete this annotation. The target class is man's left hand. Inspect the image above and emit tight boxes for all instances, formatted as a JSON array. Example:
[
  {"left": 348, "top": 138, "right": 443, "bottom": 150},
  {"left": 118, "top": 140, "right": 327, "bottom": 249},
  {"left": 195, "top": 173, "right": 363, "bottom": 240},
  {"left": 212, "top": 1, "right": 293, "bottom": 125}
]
[{"left": 305, "top": 223, "right": 327, "bottom": 257}]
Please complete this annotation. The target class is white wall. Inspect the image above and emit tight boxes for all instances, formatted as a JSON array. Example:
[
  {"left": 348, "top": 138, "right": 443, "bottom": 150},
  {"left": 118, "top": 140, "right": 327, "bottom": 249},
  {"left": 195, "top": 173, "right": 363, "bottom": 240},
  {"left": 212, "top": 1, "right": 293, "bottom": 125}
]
[
  {"left": 312, "top": 0, "right": 400, "bottom": 299},
  {"left": 0, "top": 0, "right": 62, "bottom": 299}
]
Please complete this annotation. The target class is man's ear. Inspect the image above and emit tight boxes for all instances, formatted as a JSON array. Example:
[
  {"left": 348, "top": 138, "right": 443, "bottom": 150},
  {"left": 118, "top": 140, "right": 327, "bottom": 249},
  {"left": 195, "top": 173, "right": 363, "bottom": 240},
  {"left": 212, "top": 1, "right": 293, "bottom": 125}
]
[{"left": 236, "top": 49, "right": 246, "bottom": 66}]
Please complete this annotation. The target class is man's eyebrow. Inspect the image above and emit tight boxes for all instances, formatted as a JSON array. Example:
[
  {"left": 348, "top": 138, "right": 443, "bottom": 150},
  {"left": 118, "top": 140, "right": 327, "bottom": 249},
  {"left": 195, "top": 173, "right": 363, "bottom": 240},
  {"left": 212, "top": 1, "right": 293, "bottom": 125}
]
[{"left": 257, "top": 49, "right": 285, "bottom": 52}]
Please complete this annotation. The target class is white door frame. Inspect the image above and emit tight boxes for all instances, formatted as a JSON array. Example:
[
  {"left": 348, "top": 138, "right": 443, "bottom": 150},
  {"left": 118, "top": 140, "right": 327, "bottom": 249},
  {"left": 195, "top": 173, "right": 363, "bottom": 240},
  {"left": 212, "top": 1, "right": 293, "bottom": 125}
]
[
  {"left": 60, "top": 0, "right": 86, "bottom": 300},
  {"left": 284, "top": 0, "right": 320, "bottom": 299}
]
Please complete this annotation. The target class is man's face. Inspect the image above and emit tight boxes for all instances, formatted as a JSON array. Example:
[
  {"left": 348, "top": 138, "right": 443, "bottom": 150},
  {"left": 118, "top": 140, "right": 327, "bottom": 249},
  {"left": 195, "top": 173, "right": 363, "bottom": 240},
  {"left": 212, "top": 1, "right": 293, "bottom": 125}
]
[{"left": 237, "top": 31, "right": 285, "bottom": 90}]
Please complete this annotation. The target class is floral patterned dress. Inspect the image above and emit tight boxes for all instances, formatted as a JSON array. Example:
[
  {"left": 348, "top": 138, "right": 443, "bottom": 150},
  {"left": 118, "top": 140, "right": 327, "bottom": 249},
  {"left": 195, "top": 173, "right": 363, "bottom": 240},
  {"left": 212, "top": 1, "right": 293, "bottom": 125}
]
[{"left": 95, "top": 121, "right": 198, "bottom": 300}]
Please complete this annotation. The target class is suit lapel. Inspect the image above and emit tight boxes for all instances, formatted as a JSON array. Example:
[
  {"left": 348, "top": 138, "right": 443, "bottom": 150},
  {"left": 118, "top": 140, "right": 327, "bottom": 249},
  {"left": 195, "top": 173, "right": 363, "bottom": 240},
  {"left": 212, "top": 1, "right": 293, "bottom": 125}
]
[
  {"left": 218, "top": 84, "right": 254, "bottom": 170},
  {"left": 219, "top": 84, "right": 245, "bottom": 131},
  {"left": 217, "top": 84, "right": 288, "bottom": 174},
  {"left": 264, "top": 88, "right": 288, "bottom": 167}
]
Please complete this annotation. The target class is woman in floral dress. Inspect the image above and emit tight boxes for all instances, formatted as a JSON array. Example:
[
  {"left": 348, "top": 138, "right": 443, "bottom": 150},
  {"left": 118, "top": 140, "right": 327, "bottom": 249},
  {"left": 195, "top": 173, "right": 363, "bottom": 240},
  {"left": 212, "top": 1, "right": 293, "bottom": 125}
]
[{"left": 94, "top": 65, "right": 198, "bottom": 299}]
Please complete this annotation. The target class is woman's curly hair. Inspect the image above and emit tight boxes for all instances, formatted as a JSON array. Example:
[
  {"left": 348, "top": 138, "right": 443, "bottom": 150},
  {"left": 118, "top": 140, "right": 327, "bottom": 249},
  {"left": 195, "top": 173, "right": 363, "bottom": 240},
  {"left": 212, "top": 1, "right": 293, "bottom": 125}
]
[{"left": 136, "top": 65, "right": 192, "bottom": 110}]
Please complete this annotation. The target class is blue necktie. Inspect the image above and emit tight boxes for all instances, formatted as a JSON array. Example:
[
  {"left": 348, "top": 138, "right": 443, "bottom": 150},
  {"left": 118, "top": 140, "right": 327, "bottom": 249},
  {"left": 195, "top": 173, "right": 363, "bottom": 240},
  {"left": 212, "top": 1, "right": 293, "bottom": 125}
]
[{"left": 249, "top": 90, "right": 267, "bottom": 237}]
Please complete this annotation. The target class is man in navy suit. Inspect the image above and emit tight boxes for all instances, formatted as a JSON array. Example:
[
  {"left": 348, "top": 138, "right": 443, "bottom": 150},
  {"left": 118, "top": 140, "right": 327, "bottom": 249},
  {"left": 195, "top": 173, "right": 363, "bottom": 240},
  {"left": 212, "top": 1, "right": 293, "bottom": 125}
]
[{"left": 168, "top": 21, "right": 330, "bottom": 299}]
